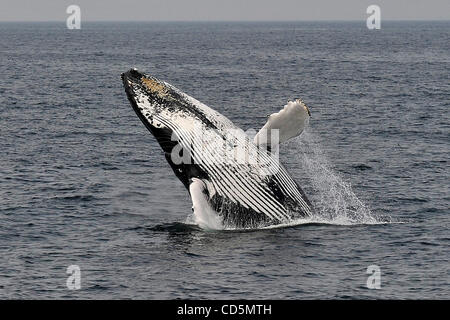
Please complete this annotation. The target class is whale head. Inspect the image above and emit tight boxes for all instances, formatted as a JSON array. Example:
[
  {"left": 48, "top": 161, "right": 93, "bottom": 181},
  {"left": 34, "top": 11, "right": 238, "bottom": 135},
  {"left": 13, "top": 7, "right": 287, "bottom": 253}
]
[
  {"left": 121, "top": 68, "right": 221, "bottom": 188},
  {"left": 121, "top": 68, "right": 235, "bottom": 150}
]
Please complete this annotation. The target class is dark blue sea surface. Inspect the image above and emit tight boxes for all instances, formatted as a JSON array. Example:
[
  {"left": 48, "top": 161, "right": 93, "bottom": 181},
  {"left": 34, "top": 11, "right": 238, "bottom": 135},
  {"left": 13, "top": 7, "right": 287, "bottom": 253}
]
[{"left": 0, "top": 21, "right": 449, "bottom": 299}]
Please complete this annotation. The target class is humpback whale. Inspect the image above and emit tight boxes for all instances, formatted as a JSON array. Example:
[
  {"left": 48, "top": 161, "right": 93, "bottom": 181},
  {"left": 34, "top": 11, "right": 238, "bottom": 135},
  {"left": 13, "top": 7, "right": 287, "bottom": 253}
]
[{"left": 121, "top": 68, "right": 313, "bottom": 229}]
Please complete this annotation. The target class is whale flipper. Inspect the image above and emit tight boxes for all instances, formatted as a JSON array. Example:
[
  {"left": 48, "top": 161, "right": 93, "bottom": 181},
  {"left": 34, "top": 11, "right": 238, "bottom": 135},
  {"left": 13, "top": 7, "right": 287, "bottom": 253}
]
[
  {"left": 189, "top": 178, "right": 223, "bottom": 229},
  {"left": 254, "top": 99, "right": 311, "bottom": 151}
]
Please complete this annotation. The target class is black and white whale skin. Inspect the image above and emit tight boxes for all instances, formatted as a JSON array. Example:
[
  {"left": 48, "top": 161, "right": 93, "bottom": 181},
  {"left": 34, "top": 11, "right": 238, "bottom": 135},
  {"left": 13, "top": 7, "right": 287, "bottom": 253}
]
[{"left": 121, "top": 68, "right": 313, "bottom": 229}]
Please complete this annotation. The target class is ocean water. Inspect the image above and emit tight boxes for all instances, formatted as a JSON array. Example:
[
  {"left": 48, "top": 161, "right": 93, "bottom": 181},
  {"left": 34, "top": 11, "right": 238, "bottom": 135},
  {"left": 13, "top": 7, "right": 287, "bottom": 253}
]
[{"left": 0, "top": 21, "right": 449, "bottom": 299}]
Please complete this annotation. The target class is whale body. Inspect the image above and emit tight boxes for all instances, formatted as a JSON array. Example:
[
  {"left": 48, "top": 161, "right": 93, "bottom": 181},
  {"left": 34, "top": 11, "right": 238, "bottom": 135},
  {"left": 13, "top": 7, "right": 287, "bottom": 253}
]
[{"left": 121, "top": 68, "right": 313, "bottom": 228}]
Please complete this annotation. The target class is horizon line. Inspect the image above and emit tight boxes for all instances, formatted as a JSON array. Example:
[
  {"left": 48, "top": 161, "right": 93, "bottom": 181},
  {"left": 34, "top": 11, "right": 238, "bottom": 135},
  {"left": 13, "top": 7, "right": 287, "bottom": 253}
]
[{"left": 1, "top": 19, "right": 449, "bottom": 23}]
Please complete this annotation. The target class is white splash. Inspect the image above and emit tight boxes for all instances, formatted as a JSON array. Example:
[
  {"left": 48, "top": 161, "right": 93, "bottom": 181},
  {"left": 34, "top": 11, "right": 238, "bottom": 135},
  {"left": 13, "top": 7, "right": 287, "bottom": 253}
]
[{"left": 287, "top": 129, "right": 384, "bottom": 225}]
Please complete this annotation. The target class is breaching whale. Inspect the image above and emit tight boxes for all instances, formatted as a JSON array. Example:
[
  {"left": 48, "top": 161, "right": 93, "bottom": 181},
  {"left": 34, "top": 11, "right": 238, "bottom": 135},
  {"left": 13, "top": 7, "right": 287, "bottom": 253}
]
[{"left": 121, "top": 68, "right": 313, "bottom": 229}]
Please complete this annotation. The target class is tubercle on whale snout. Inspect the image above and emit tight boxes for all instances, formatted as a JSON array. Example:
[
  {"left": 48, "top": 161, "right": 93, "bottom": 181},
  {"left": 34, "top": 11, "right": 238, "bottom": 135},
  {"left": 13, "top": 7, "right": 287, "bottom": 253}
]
[
  {"left": 122, "top": 68, "right": 142, "bottom": 79},
  {"left": 121, "top": 68, "right": 148, "bottom": 89},
  {"left": 122, "top": 69, "right": 172, "bottom": 102}
]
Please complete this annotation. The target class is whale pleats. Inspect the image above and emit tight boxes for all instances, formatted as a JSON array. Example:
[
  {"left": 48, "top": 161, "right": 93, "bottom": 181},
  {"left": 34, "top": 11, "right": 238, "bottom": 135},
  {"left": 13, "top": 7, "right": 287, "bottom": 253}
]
[{"left": 152, "top": 112, "right": 313, "bottom": 223}]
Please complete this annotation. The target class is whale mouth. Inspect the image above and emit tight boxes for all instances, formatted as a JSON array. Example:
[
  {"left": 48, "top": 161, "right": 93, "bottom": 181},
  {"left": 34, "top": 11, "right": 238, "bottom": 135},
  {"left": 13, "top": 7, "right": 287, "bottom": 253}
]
[
  {"left": 121, "top": 68, "right": 146, "bottom": 115},
  {"left": 121, "top": 68, "right": 145, "bottom": 103}
]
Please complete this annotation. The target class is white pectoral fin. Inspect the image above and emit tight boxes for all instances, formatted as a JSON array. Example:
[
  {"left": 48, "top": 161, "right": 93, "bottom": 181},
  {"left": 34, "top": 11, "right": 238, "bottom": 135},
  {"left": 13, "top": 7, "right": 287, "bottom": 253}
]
[
  {"left": 189, "top": 178, "right": 211, "bottom": 211},
  {"left": 189, "top": 178, "right": 221, "bottom": 229},
  {"left": 253, "top": 99, "right": 311, "bottom": 150}
]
